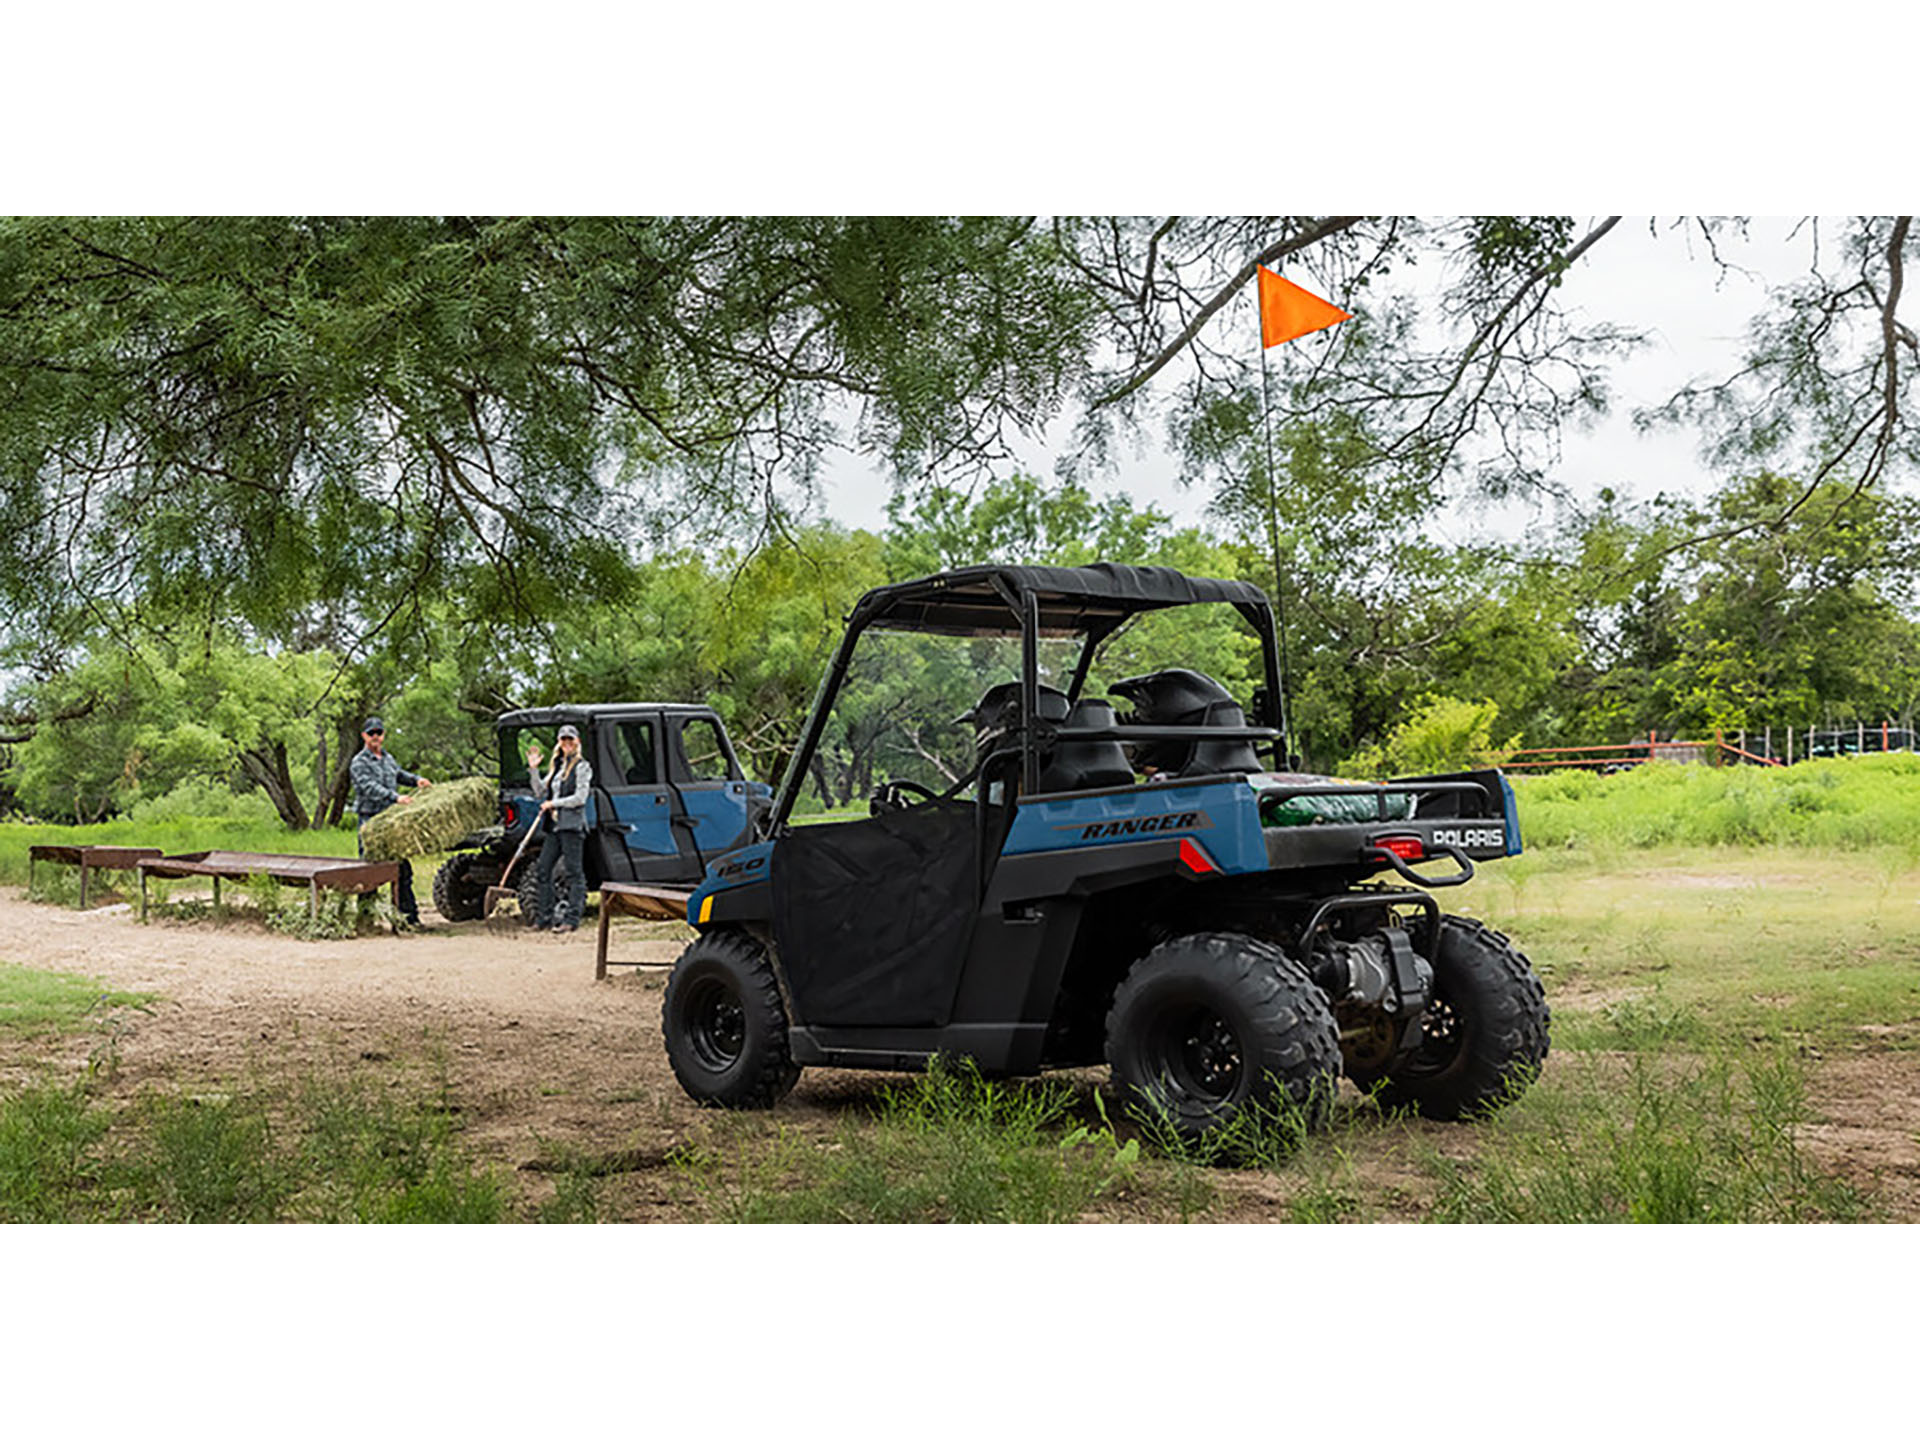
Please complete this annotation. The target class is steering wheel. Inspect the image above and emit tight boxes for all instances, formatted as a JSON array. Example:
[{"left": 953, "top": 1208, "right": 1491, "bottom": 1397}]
[{"left": 869, "top": 778, "right": 939, "bottom": 817}]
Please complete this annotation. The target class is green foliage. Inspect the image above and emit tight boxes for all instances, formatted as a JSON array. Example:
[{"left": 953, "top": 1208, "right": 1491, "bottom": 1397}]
[
  {"left": 0, "top": 1082, "right": 114, "bottom": 1222},
  {"left": 1516, "top": 753, "right": 1920, "bottom": 850},
  {"left": 133, "top": 1094, "right": 295, "bottom": 1223},
  {"left": 128, "top": 777, "right": 281, "bottom": 827},
  {"left": 264, "top": 889, "right": 391, "bottom": 942},
  {"left": 1339, "top": 695, "right": 1507, "bottom": 778}
]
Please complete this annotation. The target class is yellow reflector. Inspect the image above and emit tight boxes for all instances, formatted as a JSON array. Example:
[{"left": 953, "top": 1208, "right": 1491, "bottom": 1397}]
[{"left": 698, "top": 894, "right": 714, "bottom": 925}]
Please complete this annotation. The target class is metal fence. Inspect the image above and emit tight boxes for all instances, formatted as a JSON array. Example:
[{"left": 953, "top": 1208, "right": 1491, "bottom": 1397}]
[{"left": 1502, "top": 722, "right": 1915, "bottom": 772}]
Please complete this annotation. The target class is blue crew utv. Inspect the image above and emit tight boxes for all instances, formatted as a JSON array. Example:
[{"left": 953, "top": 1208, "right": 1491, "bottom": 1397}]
[
  {"left": 662, "top": 564, "right": 1548, "bottom": 1137},
  {"left": 431, "top": 703, "right": 769, "bottom": 924}
]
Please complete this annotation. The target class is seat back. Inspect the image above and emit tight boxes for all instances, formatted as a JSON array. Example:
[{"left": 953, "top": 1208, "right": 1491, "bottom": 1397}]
[
  {"left": 1175, "top": 701, "right": 1264, "bottom": 778},
  {"left": 1038, "top": 698, "right": 1135, "bottom": 793}
]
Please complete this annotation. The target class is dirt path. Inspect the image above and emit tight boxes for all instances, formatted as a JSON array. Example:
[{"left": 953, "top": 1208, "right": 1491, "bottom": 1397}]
[
  {"left": 0, "top": 891, "right": 707, "bottom": 1208},
  {"left": 4, "top": 888, "right": 1917, "bottom": 1221}
]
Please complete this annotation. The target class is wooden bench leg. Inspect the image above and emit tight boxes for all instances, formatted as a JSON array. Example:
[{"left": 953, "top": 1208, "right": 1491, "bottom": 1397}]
[
  {"left": 595, "top": 904, "right": 612, "bottom": 981},
  {"left": 79, "top": 862, "right": 90, "bottom": 911}
]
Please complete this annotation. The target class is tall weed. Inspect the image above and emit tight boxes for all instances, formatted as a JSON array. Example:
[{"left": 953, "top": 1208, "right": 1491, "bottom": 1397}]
[
  {"left": 673, "top": 1058, "right": 1144, "bottom": 1223},
  {"left": 1429, "top": 1041, "right": 1868, "bottom": 1223}
]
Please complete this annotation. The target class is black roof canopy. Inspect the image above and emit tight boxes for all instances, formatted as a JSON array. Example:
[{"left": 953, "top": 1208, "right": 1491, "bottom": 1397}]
[
  {"left": 849, "top": 563, "right": 1271, "bottom": 637},
  {"left": 496, "top": 702, "right": 718, "bottom": 729}
]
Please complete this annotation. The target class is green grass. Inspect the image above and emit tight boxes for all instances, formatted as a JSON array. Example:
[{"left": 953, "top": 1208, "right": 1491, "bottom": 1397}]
[
  {"left": 669, "top": 1058, "right": 1151, "bottom": 1222},
  {"left": 1427, "top": 1023, "right": 1869, "bottom": 1222},
  {"left": 0, "top": 1066, "right": 510, "bottom": 1223},
  {"left": 1459, "top": 845, "right": 1920, "bottom": 1052},
  {"left": 1512, "top": 752, "right": 1920, "bottom": 851},
  {"left": 0, "top": 964, "right": 153, "bottom": 1035}
]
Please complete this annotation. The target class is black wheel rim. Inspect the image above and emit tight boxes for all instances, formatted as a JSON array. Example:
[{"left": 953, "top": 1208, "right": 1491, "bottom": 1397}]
[
  {"left": 684, "top": 975, "right": 747, "bottom": 1072},
  {"left": 1148, "top": 1001, "right": 1244, "bottom": 1102}
]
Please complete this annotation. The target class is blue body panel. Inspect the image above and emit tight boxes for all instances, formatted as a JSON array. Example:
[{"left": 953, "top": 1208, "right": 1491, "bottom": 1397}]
[
  {"left": 1001, "top": 779, "right": 1270, "bottom": 876},
  {"left": 1499, "top": 771, "right": 1524, "bottom": 856},
  {"left": 682, "top": 781, "right": 763, "bottom": 853},
  {"left": 690, "top": 838, "right": 775, "bottom": 924},
  {"left": 607, "top": 791, "right": 678, "bottom": 855}
]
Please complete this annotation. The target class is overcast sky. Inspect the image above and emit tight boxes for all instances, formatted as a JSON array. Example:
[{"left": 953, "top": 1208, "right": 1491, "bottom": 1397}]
[{"left": 811, "top": 217, "right": 1852, "bottom": 542}]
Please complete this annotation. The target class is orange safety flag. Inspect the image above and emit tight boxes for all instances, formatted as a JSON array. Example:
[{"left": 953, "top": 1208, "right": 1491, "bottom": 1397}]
[{"left": 1258, "top": 265, "right": 1352, "bottom": 348}]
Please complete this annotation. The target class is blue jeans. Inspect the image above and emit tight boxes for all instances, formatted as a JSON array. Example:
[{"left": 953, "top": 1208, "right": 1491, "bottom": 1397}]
[{"left": 535, "top": 828, "right": 584, "bottom": 928}]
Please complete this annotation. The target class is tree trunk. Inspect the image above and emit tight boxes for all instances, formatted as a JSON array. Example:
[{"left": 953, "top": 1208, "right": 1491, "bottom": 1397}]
[
  {"left": 313, "top": 722, "right": 329, "bottom": 827},
  {"left": 240, "top": 740, "right": 312, "bottom": 830},
  {"left": 316, "top": 708, "right": 370, "bottom": 828}
]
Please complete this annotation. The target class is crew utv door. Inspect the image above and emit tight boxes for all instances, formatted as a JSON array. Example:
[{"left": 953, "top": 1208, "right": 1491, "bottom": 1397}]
[
  {"left": 769, "top": 803, "right": 981, "bottom": 1027},
  {"left": 666, "top": 713, "right": 757, "bottom": 870},
  {"left": 598, "top": 714, "right": 695, "bottom": 885}
]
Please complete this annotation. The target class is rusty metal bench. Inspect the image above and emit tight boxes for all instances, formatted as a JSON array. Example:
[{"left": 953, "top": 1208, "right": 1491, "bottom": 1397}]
[
  {"left": 594, "top": 882, "right": 691, "bottom": 980},
  {"left": 136, "top": 851, "right": 401, "bottom": 928},
  {"left": 27, "top": 845, "right": 165, "bottom": 909}
]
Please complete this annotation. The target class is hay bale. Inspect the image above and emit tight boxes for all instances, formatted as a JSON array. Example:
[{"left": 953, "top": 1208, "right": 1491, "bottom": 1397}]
[{"left": 359, "top": 775, "right": 498, "bottom": 860}]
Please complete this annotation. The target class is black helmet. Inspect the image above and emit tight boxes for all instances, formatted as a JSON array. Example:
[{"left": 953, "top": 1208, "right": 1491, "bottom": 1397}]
[
  {"left": 1108, "top": 669, "right": 1235, "bottom": 773},
  {"left": 958, "top": 682, "right": 1069, "bottom": 759}
]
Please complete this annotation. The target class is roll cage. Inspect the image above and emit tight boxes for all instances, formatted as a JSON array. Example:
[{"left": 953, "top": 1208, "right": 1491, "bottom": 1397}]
[{"left": 768, "top": 563, "right": 1288, "bottom": 831}]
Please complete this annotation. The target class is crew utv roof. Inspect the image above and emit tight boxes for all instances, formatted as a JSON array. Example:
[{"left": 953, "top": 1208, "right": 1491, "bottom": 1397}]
[
  {"left": 849, "top": 563, "right": 1271, "bottom": 636},
  {"left": 496, "top": 703, "right": 718, "bottom": 727}
]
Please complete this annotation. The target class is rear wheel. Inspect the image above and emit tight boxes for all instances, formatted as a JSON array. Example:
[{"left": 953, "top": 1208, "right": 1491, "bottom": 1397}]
[
  {"left": 431, "top": 852, "right": 487, "bottom": 923},
  {"left": 514, "top": 860, "right": 574, "bottom": 928},
  {"left": 663, "top": 930, "right": 800, "bottom": 1108},
  {"left": 1106, "top": 931, "right": 1341, "bottom": 1141},
  {"left": 1375, "top": 916, "right": 1550, "bottom": 1120}
]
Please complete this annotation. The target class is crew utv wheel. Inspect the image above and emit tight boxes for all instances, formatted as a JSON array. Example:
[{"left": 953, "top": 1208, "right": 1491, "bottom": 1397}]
[
  {"left": 514, "top": 861, "right": 573, "bottom": 928},
  {"left": 663, "top": 930, "right": 801, "bottom": 1109},
  {"left": 1106, "top": 932, "right": 1341, "bottom": 1141},
  {"left": 1377, "top": 916, "right": 1550, "bottom": 1121},
  {"left": 431, "top": 853, "right": 487, "bottom": 923}
]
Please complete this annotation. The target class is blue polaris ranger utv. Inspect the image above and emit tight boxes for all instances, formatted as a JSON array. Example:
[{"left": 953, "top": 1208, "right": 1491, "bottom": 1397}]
[{"left": 662, "top": 564, "right": 1548, "bottom": 1137}]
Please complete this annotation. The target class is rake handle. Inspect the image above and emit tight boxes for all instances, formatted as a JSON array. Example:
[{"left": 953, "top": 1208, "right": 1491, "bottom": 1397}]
[{"left": 498, "top": 816, "right": 543, "bottom": 889}]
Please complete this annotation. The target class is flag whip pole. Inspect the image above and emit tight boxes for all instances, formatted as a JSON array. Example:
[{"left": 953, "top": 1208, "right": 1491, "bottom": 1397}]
[{"left": 1258, "top": 325, "right": 1297, "bottom": 769}]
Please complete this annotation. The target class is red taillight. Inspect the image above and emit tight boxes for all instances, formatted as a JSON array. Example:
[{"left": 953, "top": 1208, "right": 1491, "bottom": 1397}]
[
  {"left": 1377, "top": 836, "right": 1424, "bottom": 861},
  {"left": 502, "top": 802, "right": 518, "bottom": 829},
  {"left": 1179, "top": 838, "right": 1217, "bottom": 874}
]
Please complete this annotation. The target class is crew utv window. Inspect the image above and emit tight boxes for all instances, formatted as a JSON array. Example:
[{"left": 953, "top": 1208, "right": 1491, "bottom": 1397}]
[
  {"left": 500, "top": 726, "right": 554, "bottom": 777},
  {"left": 680, "top": 718, "right": 729, "bottom": 782},
  {"left": 612, "top": 721, "right": 657, "bottom": 786}
]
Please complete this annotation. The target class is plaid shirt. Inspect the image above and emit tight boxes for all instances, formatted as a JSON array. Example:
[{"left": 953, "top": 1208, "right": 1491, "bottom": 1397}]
[{"left": 350, "top": 746, "right": 421, "bottom": 818}]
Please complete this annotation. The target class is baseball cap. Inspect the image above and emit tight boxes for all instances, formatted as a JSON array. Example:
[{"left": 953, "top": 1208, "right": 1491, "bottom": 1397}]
[
  {"left": 557, "top": 724, "right": 581, "bottom": 741},
  {"left": 363, "top": 717, "right": 385, "bottom": 734}
]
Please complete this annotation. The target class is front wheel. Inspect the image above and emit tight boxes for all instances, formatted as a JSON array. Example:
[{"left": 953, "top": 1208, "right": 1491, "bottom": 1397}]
[
  {"left": 1374, "top": 916, "right": 1550, "bottom": 1120},
  {"left": 1106, "top": 932, "right": 1341, "bottom": 1142},
  {"left": 663, "top": 930, "right": 801, "bottom": 1108}
]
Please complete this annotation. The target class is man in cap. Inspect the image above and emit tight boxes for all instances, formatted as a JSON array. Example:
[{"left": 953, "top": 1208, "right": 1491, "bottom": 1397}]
[
  {"left": 349, "top": 716, "right": 433, "bottom": 927},
  {"left": 525, "top": 722, "right": 592, "bottom": 933}
]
